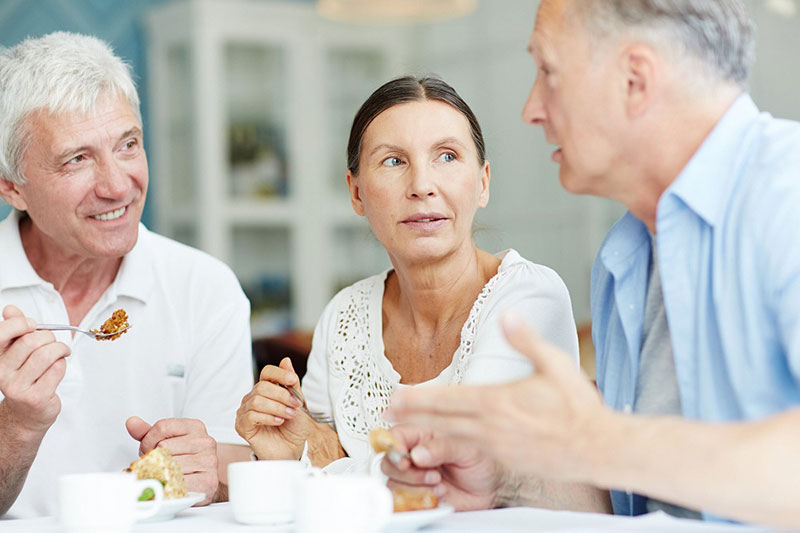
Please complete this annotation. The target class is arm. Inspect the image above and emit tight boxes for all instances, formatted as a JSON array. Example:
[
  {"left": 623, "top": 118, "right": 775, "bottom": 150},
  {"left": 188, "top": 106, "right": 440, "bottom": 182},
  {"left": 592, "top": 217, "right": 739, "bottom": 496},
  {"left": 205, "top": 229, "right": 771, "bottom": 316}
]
[
  {"left": 0, "top": 306, "right": 71, "bottom": 515},
  {"left": 388, "top": 312, "right": 800, "bottom": 528}
]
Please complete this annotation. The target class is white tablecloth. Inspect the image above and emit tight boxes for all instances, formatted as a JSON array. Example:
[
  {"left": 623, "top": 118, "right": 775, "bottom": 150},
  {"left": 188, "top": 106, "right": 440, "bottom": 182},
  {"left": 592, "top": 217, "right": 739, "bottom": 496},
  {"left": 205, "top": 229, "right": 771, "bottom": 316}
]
[{"left": 0, "top": 503, "right": 773, "bottom": 532}]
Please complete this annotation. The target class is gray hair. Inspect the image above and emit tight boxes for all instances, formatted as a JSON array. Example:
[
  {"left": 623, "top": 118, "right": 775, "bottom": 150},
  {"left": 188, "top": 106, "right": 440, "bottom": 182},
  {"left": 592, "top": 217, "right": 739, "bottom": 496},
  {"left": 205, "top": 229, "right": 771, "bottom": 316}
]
[
  {"left": 569, "top": 0, "right": 755, "bottom": 88},
  {"left": 0, "top": 31, "right": 141, "bottom": 185}
]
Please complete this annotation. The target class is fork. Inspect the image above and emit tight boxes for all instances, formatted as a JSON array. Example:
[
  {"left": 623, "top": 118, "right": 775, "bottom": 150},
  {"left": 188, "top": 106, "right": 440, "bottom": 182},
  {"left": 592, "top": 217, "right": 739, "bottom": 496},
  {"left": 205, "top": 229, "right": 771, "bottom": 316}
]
[
  {"left": 36, "top": 324, "right": 131, "bottom": 340},
  {"left": 279, "top": 383, "right": 335, "bottom": 426}
]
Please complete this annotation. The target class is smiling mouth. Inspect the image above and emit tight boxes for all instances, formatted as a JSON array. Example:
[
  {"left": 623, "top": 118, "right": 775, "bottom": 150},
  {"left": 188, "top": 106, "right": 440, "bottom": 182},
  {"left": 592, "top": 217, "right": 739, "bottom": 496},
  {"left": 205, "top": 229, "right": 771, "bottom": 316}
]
[{"left": 92, "top": 206, "right": 126, "bottom": 221}]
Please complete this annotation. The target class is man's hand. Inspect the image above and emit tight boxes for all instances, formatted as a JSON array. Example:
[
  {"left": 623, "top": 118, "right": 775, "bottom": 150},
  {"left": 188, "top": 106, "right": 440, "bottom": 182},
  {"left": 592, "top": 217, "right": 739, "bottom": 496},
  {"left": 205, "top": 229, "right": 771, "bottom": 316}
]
[
  {"left": 126, "top": 416, "right": 219, "bottom": 506},
  {"left": 0, "top": 305, "right": 70, "bottom": 437},
  {"left": 386, "top": 311, "right": 607, "bottom": 484},
  {"left": 380, "top": 425, "right": 504, "bottom": 511}
]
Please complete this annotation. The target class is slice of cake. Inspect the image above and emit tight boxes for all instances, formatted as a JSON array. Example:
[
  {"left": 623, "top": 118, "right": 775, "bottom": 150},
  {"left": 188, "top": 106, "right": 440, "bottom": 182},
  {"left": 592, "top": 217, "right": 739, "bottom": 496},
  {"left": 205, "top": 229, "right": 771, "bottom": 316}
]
[{"left": 128, "top": 447, "right": 187, "bottom": 499}]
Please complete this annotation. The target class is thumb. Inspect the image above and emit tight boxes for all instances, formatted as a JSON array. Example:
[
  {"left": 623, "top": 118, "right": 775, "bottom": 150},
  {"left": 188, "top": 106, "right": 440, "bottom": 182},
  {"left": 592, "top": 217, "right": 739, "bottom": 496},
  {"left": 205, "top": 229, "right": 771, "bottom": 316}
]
[
  {"left": 280, "top": 357, "right": 298, "bottom": 386},
  {"left": 2, "top": 304, "right": 24, "bottom": 320},
  {"left": 125, "top": 416, "right": 152, "bottom": 442},
  {"left": 501, "top": 311, "right": 575, "bottom": 378}
]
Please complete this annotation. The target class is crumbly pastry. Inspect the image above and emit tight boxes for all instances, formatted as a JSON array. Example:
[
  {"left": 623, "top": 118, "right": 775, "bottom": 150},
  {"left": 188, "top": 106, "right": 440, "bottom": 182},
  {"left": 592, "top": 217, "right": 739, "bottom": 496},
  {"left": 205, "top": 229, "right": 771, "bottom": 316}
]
[
  {"left": 368, "top": 427, "right": 398, "bottom": 455},
  {"left": 90, "top": 308, "right": 130, "bottom": 341},
  {"left": 392, "top": 487, "right": 439, "bottom": 512},
  {"left": 127, "top": 447, "right": 187, "bottom": 499}
]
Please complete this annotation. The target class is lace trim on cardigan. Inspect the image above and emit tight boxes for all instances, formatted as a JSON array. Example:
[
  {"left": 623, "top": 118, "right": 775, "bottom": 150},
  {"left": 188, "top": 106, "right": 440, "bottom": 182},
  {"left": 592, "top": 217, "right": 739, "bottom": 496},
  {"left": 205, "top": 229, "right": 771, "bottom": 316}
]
[{"left": 330, "top": 268, "right": 510, "bottom": 439}]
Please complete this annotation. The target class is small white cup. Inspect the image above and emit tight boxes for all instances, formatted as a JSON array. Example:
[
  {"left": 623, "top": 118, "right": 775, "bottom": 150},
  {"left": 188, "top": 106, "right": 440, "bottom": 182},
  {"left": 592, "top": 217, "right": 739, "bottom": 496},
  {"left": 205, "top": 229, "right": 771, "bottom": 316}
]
[
  {"left": 58, "top": 472, "right": 164, "bottom": 533},
  {"left": 295, "top": 475, "right": 393, "bottom": 533},
  {"left": 228, "top": 460, "right": 307, "bottom": 525}
]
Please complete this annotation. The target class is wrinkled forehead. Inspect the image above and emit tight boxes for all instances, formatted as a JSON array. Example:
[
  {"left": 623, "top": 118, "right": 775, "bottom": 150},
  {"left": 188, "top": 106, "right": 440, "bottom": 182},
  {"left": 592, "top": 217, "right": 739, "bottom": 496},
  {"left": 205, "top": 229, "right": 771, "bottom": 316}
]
[{"left": 530, "top": 0, "right": 569, "bottom": 57}]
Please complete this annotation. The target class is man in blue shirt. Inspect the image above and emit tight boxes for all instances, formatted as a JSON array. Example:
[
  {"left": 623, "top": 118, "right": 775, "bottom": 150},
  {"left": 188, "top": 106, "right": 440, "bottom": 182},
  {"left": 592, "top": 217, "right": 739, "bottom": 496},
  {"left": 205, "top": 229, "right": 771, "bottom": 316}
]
[{"left": 382, "top": 0, "right": 800, "bottom": 528}]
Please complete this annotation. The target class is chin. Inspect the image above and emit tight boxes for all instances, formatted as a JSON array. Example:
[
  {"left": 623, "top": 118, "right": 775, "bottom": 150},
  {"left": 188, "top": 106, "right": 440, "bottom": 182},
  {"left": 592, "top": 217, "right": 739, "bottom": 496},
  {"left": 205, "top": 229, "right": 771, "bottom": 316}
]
[
  {"left": 84, "top": 228, "right": 140, "bottom": 258},
  {"left": 558, "top": 168, "right": 589, "bottom": 195}
]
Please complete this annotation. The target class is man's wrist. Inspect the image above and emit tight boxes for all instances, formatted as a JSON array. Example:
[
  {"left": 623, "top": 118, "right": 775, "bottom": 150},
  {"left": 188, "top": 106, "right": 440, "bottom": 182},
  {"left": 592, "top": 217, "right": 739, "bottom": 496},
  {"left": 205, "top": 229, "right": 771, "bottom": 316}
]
[{"left": 0, "top": 401, "right": 50, "bottom": 446}]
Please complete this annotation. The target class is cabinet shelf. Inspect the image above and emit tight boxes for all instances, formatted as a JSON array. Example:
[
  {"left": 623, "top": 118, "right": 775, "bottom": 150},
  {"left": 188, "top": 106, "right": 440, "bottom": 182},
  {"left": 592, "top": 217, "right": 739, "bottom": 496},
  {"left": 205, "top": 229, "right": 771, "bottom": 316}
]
[{"left": 146, "top": 0, "right": 407, "bottom": 330}]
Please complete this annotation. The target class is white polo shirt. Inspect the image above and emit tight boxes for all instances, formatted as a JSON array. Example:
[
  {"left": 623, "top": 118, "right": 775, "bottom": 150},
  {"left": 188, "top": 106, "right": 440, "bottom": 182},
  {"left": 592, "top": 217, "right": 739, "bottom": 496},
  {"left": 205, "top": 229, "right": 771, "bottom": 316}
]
[{"left": 0, "top": 211, "right": 253, "bottom": 519}]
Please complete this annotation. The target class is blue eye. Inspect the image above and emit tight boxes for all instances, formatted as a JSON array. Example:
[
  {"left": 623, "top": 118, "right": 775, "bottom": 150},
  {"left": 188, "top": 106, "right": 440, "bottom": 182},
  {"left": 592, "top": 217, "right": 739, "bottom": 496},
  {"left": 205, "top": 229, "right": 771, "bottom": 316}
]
[
  {"left": 438, "top": 152, "right": 455, "bottom": 163},
  {"left": 382, "top": 157, "right": 403, "bottom": 167}
]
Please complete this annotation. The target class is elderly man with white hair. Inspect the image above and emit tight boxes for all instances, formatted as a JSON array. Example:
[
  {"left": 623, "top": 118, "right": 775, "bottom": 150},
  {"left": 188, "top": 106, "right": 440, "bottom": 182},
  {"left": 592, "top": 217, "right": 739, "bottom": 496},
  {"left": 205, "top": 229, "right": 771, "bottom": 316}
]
[
  {"left": 382, "top": 0, "right": 800, "bottom": 529},
  {"left": 0, "top": 32, "right": 252, "bottom": 518}
]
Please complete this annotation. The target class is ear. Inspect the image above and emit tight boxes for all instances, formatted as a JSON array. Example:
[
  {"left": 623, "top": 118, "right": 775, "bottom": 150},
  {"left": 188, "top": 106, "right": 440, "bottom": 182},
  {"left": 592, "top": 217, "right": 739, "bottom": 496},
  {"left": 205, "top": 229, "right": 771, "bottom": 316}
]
[
  {"left": 345, "top": 170, "right": 365, "bottom": 216},
  {"left": 477, "top": 160, "right": 491, "bottom": 208},
  {"left": 0, "top": 177, "right": 28, "bottom": 211},
  {"left": 619, "top": 44, "right": 657, "bottom": 119}
]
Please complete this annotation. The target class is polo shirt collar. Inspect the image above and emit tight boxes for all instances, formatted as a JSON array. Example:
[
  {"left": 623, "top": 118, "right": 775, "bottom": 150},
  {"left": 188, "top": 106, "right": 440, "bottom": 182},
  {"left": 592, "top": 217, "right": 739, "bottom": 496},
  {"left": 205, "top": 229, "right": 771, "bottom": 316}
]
[
  {"left": 0, "top": 210, "right": 154, "bottom": 303},
  {"left": 108, "top": 223, "right": 154, "bottom": 304},
  {"left": 0, "top": 210, "right": 44, "bottom": 290},
  {"left": 665, "top": 93, "right": 760, "bottom": 227}
]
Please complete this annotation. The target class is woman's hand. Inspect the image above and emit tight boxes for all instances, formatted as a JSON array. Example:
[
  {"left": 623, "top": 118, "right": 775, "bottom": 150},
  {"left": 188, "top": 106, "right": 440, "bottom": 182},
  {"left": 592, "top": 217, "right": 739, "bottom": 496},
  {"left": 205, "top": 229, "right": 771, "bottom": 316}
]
[{"left": 235, "top": 358, "right": 314, "bottom": 460}]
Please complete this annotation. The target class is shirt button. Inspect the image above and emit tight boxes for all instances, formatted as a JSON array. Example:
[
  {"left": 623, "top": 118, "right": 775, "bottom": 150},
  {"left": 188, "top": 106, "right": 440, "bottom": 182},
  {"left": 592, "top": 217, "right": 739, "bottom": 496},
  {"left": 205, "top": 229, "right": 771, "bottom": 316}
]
[{"left": 623, "top": 404, "right": 632, "bottom": 414}]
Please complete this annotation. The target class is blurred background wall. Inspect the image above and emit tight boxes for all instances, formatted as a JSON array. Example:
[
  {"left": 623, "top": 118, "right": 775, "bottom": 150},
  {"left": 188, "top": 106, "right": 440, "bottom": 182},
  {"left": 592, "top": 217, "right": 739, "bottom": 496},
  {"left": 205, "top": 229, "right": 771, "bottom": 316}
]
[{"left": 1, "top": 0, "right": 798, "bottom": 373}]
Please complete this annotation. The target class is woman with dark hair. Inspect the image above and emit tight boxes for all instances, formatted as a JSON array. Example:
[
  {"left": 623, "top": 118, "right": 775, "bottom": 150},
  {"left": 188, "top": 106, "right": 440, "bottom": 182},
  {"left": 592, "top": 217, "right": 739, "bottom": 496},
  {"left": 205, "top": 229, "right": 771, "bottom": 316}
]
[{"left": 236, "top": 76, "right": 580, "bottom": 474}]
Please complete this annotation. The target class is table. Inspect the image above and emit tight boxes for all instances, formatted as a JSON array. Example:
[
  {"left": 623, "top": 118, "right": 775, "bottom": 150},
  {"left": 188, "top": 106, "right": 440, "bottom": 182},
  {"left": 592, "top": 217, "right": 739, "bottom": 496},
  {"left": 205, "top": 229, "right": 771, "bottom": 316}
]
[{"left": 0, "top": 503, "right": 773, "bottom": 532}]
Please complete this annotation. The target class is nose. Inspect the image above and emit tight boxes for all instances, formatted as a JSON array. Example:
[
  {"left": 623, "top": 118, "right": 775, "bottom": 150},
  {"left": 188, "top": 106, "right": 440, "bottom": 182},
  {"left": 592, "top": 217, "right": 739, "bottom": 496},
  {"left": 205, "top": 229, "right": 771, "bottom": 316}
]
[
  {"left": 521, "top": 75, "right": 546, "bottom": 126},
  {"left": 406, "top": 164, "right": 436, "bottom": 199},
  {"left": 95, "top": 155, "right": 130, "bottom": 200}
]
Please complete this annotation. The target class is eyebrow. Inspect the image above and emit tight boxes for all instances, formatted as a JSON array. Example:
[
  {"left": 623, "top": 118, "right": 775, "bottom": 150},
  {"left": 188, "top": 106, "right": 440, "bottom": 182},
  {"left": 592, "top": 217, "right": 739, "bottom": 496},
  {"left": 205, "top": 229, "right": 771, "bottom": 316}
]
[
  {"left": 367, "top": 137, "right": 468, "bottom": 158},
  {"left": 54, "top": 126, "right": 143, "bottom": 162}
]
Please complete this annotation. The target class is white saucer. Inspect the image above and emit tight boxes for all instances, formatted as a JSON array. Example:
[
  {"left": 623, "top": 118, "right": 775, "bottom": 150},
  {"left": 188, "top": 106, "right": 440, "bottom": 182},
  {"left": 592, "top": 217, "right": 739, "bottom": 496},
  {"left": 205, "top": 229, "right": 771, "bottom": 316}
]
[
  {"left": 137, "top": 491, "right": 204, "bottom": 522},
  {"left": 385, "top": 504, "right": 455, "bottom": 532}
]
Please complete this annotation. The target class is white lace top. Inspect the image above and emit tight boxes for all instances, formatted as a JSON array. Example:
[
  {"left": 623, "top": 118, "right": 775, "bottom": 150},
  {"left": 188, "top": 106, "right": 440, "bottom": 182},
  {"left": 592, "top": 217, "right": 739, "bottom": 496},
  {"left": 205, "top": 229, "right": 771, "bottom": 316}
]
[{"left": 301, "top": 249, "right": 579, "bottom": 474}]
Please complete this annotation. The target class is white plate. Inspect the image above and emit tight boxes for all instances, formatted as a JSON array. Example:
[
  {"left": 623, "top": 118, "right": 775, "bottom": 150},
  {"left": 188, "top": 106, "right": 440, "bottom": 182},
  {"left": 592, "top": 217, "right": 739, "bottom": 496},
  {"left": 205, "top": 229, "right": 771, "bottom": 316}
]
[
  {"left": 385, "top": 504, "right": 455, "bottom": 532},
  {"left": 137, "top": 491, "right": 205, "bottom": 522}
]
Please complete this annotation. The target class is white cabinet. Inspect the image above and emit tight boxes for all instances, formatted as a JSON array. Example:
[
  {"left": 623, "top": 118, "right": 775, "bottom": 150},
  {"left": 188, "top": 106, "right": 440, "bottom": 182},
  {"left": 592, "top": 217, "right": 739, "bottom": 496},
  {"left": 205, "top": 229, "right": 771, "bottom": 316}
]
[{"left": 145, "top": 0, "right": 407, "bottom": 335}]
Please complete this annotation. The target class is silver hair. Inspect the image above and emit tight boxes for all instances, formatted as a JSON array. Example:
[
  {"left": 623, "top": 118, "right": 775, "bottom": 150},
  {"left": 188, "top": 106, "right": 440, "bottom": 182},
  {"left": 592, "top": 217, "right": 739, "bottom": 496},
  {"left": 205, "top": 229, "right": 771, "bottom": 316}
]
[
  {"left": 0, "top": 31, "right": 141, "bottom": 185},
  {"left": 570, "top": 0, "right": 755, "bottom": 88}
]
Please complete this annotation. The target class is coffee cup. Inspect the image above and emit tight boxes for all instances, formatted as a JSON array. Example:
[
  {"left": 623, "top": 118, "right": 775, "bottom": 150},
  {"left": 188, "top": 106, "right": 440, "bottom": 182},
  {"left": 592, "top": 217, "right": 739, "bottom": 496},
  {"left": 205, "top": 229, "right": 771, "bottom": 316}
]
[
  {"left": 58, "top": 472, "right": 164, "bottom": 533},
  {"left": 295, "top": 474, "right": 393, "bottom": 533},
  {"left": 228, "top": 460, "right": 308, "bottom": 525}
]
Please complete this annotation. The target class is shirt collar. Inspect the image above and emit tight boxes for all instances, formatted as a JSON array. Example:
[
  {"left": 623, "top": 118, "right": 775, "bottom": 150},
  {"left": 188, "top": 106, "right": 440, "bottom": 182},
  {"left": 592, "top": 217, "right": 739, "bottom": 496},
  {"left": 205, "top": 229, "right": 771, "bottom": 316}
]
[
  {"left": 0, "top": 209, "right": 153, "bottom": 303},
  {"left": 664, "top": 93, "right": 761, "bottom": 227},
  {"left": 0, "top": 210, "right": 45, "bottom": 290},
  {"left": 599, "top": 211, "right": 651, "bottom": 276},
  {"left": 107, "top": 224, "right": 154, "bottom": 304}
]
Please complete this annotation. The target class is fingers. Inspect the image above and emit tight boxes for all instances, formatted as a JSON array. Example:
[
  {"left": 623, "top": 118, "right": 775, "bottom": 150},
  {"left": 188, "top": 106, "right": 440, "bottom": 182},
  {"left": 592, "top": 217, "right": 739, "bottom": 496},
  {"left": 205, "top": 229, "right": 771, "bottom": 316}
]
[
  {"left": 386, "top": 384, "right": 487, "bottom": 422},
  {"left": 0, "top": 330, "right": 62, "bottom": 374},
  {"left": 14, "top": 339, "right": 70, "bottom": 386},
  {"left": 2, "top": 304, "right": 25, "bottom": 320},
  {"left": 236, "top": 409, "right": 286, "bottom": 438},
  {"left": 260, "top": 362, "right": 298, "bottom": 387},
  {"left": 0, "top": 311, "right": 36, "bottom": 353},
  {"left": 242, "top": 393, "right": 298, "bottom": 421},
  {"left": 156, "top": 433, "right": 217, "bottom": 460},
  {"left": 126, "top": 416, "right": 152, "bottom": 442},
  {"left": 139, "top": 418, "right": 207, "bottom": 454},
  {"left": 501, "top": 311, "right": 577, "bottom": 378}
]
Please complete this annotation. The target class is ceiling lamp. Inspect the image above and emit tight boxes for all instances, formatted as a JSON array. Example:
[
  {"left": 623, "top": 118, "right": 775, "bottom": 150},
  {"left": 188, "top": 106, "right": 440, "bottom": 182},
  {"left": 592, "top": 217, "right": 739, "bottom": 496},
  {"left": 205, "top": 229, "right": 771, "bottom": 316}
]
[{"left": 317, "top": 0, "right": 478, "bottom": 23}]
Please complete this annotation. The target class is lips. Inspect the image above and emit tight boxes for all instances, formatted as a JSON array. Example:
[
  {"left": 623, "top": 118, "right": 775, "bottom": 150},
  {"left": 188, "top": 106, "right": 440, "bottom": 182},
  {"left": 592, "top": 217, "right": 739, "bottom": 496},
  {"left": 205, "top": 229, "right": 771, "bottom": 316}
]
[
  {"left": 91, "top": 205, "right": 127, "bottom": 221},
  {"left": 402, "top": 212, "right": 448, "bottom": 224},
  {"left": 400, "top": 212, "right": 449, "bottom": 231}
]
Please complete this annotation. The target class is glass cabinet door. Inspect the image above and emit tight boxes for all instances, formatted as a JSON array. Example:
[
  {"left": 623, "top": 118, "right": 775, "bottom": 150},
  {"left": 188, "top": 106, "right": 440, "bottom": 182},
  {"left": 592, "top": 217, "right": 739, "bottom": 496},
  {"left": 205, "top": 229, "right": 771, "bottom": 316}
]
[{"left": 225, "top": 43, "right": 289, "bottom": 200}]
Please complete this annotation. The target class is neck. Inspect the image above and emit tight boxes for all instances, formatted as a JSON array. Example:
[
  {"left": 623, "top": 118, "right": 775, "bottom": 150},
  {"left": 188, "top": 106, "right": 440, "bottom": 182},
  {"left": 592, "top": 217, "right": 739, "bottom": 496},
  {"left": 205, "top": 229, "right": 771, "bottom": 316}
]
[
  {"left": 19, "top": 215, "right": 122, "bottom": 324},
  {"left": 385, "top": 245, "right": 500, "bottom": 334},
  {"left": 616, "top": 89, "right": 741, "bottom": 233}
]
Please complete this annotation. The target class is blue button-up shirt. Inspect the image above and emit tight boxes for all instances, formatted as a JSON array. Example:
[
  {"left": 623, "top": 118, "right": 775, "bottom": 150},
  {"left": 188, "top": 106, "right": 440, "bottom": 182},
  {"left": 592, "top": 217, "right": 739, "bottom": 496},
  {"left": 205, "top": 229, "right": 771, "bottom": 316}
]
[{"left": 591, "top": 94, "right": 800, "bottom": 519}]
